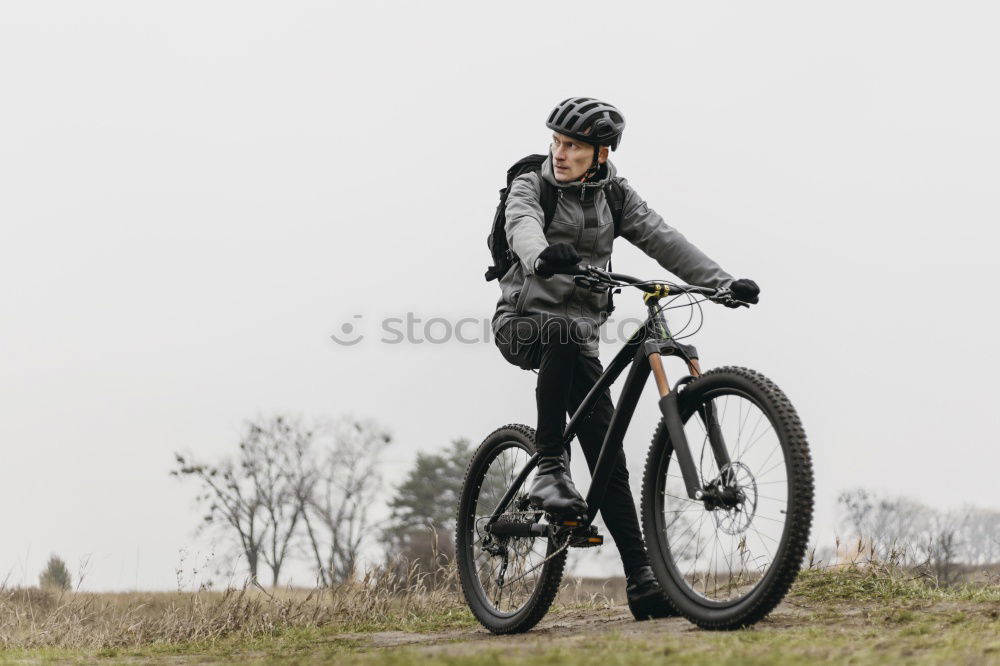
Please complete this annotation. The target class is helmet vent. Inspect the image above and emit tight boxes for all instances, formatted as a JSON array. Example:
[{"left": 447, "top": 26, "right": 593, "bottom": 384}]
[{"left": 555, "top": 104, "right": 575, "bottom": 126}]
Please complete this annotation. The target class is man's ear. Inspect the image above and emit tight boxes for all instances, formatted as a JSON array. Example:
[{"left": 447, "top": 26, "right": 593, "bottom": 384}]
[{"left": 598, "top": 146, "right": 610, "bottom": 164}]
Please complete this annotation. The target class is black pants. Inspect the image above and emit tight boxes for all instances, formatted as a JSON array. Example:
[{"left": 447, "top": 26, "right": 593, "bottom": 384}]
[{"left": 495, "top": 314, "right": 650, "bottom": 576}]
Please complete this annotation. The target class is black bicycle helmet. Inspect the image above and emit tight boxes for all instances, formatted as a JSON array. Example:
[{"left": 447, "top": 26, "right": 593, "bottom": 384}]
[{"left": 546, "top": 97, "right": 625, "bottom": 151}]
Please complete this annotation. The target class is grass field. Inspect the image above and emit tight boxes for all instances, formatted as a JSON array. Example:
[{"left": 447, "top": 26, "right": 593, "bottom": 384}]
[{"left": 2, "top": 567, "right": 1000, "bottom": 664}]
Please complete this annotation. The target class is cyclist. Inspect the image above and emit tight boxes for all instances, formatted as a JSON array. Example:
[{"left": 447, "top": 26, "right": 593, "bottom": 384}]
[{"left": 491, "top": 97, "right": 760, "bottom": 619}]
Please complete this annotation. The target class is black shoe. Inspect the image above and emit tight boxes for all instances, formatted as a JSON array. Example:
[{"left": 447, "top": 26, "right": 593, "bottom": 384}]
[
  {"left": 626, "top": 566, "right": 678, "bottom": 621},
  {"left": 528, "top": 456, "right": 587, "bottom": 516}
]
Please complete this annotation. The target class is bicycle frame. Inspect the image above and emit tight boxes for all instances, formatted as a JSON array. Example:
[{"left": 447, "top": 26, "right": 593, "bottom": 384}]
[{"left": 487, "top": 293, "right": 733, "bottom": 529}]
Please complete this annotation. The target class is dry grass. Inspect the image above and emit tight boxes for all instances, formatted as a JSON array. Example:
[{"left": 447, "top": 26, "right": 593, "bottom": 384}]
[
  {"left": 796, "top": 537, "right": 1000, "bottom": 603},
  {"left": 0, "top": 560, "right": 471, "bottom": 650},
  {"left": 5, "top": 540, "right": 1000, "bottom": 654}
]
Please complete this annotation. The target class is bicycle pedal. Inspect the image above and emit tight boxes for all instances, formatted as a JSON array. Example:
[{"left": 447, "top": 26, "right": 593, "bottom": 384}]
[
  {"left": 555, "top": 518, "right": 583, "bottom": 527},
  {"left": 568, "top": 525, "right": 604, "bottom": 548}
]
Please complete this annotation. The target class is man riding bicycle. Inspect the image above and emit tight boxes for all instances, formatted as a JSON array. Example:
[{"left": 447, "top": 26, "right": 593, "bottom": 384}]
[{"left": 491, "top": 97, "right": 760, "bottom": 619}]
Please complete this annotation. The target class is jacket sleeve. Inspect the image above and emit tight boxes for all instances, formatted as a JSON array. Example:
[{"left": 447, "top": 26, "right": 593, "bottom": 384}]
[
  {"left": 616, "top": 177, "right": 733, "bottom": 289},
  {"left": 504, "top": 172, "right": 549, "bottom": 275}
]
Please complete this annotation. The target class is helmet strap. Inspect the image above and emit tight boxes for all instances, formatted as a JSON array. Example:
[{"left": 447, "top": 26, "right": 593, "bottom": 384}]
[{"left": 582, "top": 145, "right": 601, "bottom": 181}]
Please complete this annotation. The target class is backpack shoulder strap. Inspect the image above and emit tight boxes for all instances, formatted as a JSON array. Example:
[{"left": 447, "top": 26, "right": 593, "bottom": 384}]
[
  {"left": 602, "top": 177, "right": 627, "bottom": 315},
  {"left": 509, "top": 157, "right": 558, "bottom": 233},
  {"left": 538, "top": 174, "right": 558, "bottom": 232},
  {"left": 605, "top": 177, "right": 626, "bottom": 238}
]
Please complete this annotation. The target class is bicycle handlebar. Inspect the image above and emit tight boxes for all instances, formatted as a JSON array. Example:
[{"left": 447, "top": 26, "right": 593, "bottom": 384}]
[{"left": 546, "top": 263, "right": 749, "bottom": 308}]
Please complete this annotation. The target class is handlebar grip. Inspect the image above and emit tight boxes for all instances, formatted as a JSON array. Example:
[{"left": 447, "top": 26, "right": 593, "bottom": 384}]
[
  {"left": 536, "top": 261, "right": 586, "bottom": 277},
  {"left": 556, "top": 263, "right": 586, "bottom": 276}
]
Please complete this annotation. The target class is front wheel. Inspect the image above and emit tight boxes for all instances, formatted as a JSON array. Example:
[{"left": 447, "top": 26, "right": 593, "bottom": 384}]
[
  {"left": 641, "top": 366, "right": 814, "bottom": 629},
  {"left": 455, "top": 424, "right": 567, "bottom": 634}
]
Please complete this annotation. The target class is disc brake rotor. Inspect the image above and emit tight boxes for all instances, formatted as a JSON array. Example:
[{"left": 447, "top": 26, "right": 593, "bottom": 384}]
[{"left": 711, "top": 461, "right": 758, "bottom": 536}]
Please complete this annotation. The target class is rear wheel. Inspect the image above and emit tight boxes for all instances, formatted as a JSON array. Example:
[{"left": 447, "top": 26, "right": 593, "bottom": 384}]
[
  {"left": 455, "top": 424, "right": 567, "bottom": 634},
  {"left": 641, "top": 367, "right": 814, "bottom": 629}
]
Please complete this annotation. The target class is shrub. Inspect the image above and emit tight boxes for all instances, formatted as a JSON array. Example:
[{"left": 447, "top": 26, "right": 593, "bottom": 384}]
[{"left": 39, "top": 555, "right": 71, "bottom": 591}]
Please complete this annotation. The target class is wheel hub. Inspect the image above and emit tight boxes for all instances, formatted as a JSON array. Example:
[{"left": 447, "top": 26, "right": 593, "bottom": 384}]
[{"left": 701, "top": 462, "right": 758, "bottom": 535}]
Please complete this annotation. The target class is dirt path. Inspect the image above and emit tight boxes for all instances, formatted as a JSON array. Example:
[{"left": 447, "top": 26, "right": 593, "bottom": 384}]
[
  {"left": 335, "top": 598, "right": 1000, "bottom": 662},
  {"left": 340, "top": 599, "right": 807, "bottom": 652}
]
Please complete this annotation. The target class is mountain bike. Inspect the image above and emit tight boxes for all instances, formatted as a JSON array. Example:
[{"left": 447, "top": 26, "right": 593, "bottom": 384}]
[{"left": 456, "top": 264, "right": 814, "bottom": 634}]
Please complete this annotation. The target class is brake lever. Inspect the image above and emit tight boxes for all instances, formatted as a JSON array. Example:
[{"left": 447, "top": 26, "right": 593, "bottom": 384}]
[
  {"left": 574, "top": 274, "right": 614, "bottom": 293},
  {"left": 710, "top": 288, "right": 750, "bottom": 309}
]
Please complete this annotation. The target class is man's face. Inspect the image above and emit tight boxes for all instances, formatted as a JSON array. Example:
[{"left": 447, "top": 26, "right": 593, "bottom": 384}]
[{"left": 550, "top": 132, "right": 608, "bottom": 182}]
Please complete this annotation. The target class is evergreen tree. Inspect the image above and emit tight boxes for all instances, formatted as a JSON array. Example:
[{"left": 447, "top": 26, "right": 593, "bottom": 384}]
[
  {"left": 382, "top": 438, "right": 471, "bottom": 571},
  {"left": 39, "top": 554, "right": 71, "bottom": 591}
]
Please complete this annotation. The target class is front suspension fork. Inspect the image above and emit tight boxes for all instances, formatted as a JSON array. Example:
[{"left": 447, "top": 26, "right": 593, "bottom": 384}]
[{"left": 648, "top": 342, "right": 732, "bottom": 500}]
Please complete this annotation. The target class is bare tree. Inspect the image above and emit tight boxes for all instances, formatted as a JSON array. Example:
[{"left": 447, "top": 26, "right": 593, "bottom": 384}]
[
  {"left": 837, "top": 488, "right": 927, "bottom": 562},
  {"left": 173, "top": 453, "right": 265, "bottom": 584},
  {"left": 838, "top": 488, "right": 1000, "bottom": 584},
  {"left": 837, "top": 488, "right": 874, "bottom": 543},
  {"left": 173, "top": 415, "right": 313, "bottom": 586},
  {"left": 905, "top": 507, "right": 959, "bottom": 584},
  {"left": 957, "top": 506, "right": 1000, "bottom": 566},
  {"left": 302, "top": 417, "right": 392, "bottom": 585},
  {"left": 241, "top": 416, "right": 313, "bottom": 586}
]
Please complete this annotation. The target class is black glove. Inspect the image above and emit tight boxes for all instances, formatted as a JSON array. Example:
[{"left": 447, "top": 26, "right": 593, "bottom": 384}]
[
  {"left": 729, "top": 278, "right": 760, "bottom": 305},
  {"left": 535, "top": 242, "right": 581, "bottom": 278}
]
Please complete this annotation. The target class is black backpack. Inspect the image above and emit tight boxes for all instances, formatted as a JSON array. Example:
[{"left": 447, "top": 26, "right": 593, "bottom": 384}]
[{"left": 485, "top": 154, "right": 626, "bottom": 314}]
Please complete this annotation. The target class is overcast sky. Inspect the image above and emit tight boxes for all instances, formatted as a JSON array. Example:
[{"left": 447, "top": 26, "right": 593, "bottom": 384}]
[{"left": 2, "top": 1, "right": 999, "bottom": 591}]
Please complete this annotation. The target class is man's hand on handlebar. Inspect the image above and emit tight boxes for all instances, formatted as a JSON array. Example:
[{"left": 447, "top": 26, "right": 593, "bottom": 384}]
[
  {"left": 727, "top": 278, "right": 760, "bottom": 306},
  {"left": 709, "top": 279, "right": 759, "bottom": 308},
  {"left": 534, "top": 243, "right": 581, "bottom": 278}
]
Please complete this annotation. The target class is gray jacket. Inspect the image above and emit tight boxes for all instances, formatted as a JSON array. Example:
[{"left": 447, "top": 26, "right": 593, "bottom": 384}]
[{"left": 491, "top": 155, "right": 733, "bottom": 358}]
